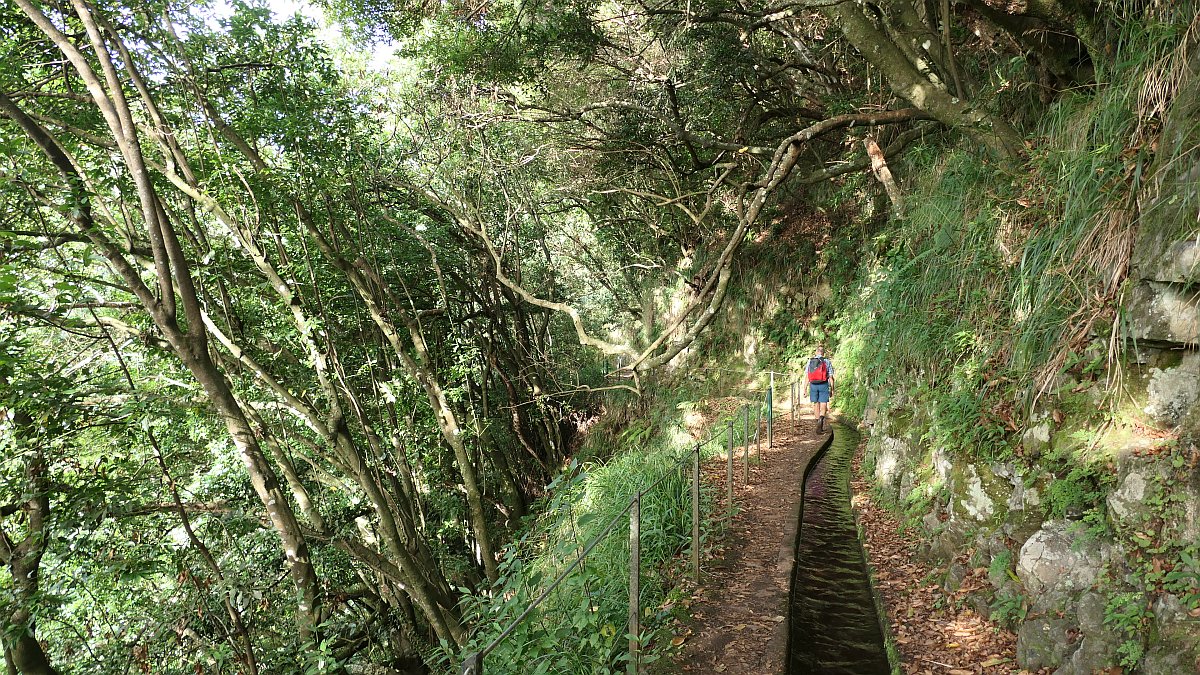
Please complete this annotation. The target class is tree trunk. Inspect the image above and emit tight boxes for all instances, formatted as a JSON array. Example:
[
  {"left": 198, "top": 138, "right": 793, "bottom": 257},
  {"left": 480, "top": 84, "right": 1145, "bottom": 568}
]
[
  {"left": 0, "top": 416, "right": 60, "bottom": 675},
  {"left": 827, "top": 2, "right": 1025, "bottom": 160},
  {"left": 1, "top": 3, "right": 329, "bottom": 639},
  {"left": 182, "top": 350, "right": 324, "bottom": 639}
]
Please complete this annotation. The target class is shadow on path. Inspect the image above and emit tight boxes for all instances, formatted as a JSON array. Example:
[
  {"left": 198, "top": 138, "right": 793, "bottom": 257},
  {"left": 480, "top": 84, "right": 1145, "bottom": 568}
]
[{"left": 674, "top": 414, "right": 827, "bottom": 674}]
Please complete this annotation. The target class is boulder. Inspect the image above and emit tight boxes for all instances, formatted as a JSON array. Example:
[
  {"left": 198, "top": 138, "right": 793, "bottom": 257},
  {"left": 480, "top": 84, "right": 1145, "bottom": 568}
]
[
  {"left": 1017, "top": 610, "right": 1077, "bottom": 670},
  {"left": 1055, "top": 635, "right": 1122, "bottom": 675},
  {"left": 1127, "top": 281, "right": 1200, "bottom": 348},
  {"left": 1109, "top": 453, "right": 1199, "bottom": 542},
  {"left": 1055, "top": 591, "right": 1137, "bottom": 674},
  {"left": 943, "top": 561, "right": 969, "bottom": 593},
  {"left": 1165, "top": 476, "right": 1200, "bottom": 543},
  {"left": 1142, "top": 644, "right": 1200, "bottom": 675},
  {"left": 871, "top": 435, "right": 908, "bottom": 503},
  {"left": 1017, "top": 521, "right": 1106, "bottom": 596},
  {"left": 1107, "top": 469, "right": 1151, "bottom": 528},
  {"left": 1075, "top": 590, "right": 1110, "bottom": 636},
  {"left": 1143, "top": 352, "right": 1200, "bottom": 426},
  {"left": 988, "top": 464, "right": 1048, "bottom": 544},
  {"left": 924, "top": 519, "right": 970, "bottom": 562},
  {"left": 921, "top": 511, "right": 942, "bottom": 535},
  {"left": 1144, "top": 594, "right": 1200, "bottom": 675}
]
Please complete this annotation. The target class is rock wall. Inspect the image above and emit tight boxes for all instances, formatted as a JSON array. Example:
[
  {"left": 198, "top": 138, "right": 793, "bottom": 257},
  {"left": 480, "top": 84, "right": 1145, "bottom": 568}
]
[
  {"left": 860, "top": 168, "right": 1200, "bottom": 673},
  {"left": 855, "top": 50, "right": 1200, "bottom": 675},
  {"left": 861, "top": 388, "right": 1199, "bottom": 673}
]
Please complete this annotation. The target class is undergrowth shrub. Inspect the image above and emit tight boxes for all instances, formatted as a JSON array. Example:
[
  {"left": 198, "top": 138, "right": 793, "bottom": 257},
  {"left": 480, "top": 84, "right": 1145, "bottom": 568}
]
[
  {"left": 438, "top": 385, "right": 746, "bottom": 673},
  {"left": 833, "top": 10, "right": 1196, "bottom": 463}
]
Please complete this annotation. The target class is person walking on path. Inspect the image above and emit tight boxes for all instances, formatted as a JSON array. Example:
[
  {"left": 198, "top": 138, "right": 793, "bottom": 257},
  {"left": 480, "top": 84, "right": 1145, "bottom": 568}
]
[{"left": 806, "top": 345, "right": 835, "bottom": 432}]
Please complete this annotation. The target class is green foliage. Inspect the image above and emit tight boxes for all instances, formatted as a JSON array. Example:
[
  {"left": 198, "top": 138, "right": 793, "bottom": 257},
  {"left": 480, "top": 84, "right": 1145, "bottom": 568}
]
[
  {"left": 830, "top": 9, "right": 1198, "bottom": 466},
  {"left": 988, "top": 591, "right": 1028, "bottom": 627},
  {"left": 1044, "top": 466, "right": 1104, "bottom": 521},
  {"left": 1112, "top": 458, "right": 1200, "bottom": 620},
  {"left": 1103, "top": 591, "right": 1151, "bottom": 668},
  {"left": 987, "top": 549, "right": 1013, "bottom": 581},
  {"left": 4, "top": 0, "right": 1198, "bottom": 671},
  {"left": 1161, "top": 546, "right": 1200, "bottom": 610},
  {"left": 444, "top": 398, "right": 722, "bottom": 673}
]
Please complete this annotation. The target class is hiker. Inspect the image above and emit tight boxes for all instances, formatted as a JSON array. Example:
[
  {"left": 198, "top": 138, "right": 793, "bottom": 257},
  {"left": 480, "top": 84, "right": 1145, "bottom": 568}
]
[{"left": 806, "top": 345, "right": 834, "bottom": 432}]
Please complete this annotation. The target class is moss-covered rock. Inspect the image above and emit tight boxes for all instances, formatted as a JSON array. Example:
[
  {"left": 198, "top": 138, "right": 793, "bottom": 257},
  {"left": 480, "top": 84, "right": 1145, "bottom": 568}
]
[
  {"left": 994, "top": 462, "right": 1046, "bottom": 543},
  {"left": 1133, "top": 53, "right": 1200, "bottom": 285},
  {"left": 1144, "top": 594, "right": 1200, "bottom": 674},
  {"left": 953, "top": 464, "right": 998, "bottom": 522},
  {"left": 1022, "top": 421, "right": 1052, "bottom": 458},
  {"left": 1128, "top": 282, "right": 1200, "bottom": 348},
  {"left": 1144, "top": 351, "right": 1200, "bottom": 426},
  {"left": 1017, "top": 521, "right": 1107, "bottom": 596},
  {"left": 1016, "top": 602, "right": 1077, "bottom": 670},
  {"left": 1106, "top": 469, "right": 1153, "bottom": 528},
  {"left": 869, "top": 436, "right": 908, "bottom": 504}
]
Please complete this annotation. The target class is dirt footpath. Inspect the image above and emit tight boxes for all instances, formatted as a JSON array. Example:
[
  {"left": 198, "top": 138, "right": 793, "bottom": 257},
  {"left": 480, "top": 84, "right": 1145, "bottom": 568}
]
[
  {"left": 673, "top": 415, "right": 827, "bottom": 674},
  {"left": 672, "top": 415, "right": 1029, "bottom": 675}
]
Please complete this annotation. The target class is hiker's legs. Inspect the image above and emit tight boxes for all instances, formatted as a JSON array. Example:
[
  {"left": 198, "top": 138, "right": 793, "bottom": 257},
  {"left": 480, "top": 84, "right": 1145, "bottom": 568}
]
[{"left": 810, "top": 383, "right": 829, "bottom": 418}]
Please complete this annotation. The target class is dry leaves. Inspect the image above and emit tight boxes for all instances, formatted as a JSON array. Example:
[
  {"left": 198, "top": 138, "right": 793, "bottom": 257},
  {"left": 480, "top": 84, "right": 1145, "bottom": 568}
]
[{"left": 852, "top": 441, "right": 1047, "bottom": 675}]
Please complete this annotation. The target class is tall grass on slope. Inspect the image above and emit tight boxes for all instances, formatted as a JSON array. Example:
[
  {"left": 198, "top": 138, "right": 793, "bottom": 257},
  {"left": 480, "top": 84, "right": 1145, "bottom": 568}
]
[
  {"left": 440, "top": 417, "right": 723, "bottom": 674},
  {"left": 1015, "top": 8, "right": 1197, "bottom": 404},
  {"left": 835, "top": 11, "right": 1196, "bottom": 456}
]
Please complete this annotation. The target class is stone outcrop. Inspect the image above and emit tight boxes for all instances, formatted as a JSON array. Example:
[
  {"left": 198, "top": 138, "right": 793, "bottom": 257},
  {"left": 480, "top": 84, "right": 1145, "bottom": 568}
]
[
  {"left": 856, "top": 53, "right": 1200, "bottom": 673},
  {"left": 861, "top": 396, "right": 1199, "bottom": 673},
  {"left": 1016, "top": 521, "right": 1106, "bottom": 597}
]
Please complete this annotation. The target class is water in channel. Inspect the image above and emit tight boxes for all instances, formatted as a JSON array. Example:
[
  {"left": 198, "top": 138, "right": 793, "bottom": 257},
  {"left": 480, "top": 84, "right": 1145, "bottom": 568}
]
[{"left": 787, "top": 424, "right": 891, "bottom": 674}]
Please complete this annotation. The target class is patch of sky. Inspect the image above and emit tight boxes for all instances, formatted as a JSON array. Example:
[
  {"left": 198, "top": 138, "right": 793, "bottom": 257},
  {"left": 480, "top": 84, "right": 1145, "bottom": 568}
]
[{"left": 200, "top": 0, "right": 400, "bottom": 72}]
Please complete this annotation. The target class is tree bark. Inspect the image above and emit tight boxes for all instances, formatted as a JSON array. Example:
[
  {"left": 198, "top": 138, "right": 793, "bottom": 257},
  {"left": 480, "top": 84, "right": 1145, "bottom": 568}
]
[
  {"left": 0, "top": 442, "right": 60, "bottom": 675},
  {"left": 827, "top": 1, "right": 1025, "bottom": 160}
]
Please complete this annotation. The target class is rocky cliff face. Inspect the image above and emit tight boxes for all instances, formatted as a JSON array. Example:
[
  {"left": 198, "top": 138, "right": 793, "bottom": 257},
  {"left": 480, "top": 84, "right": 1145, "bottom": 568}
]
[
  {"left": 861, "top": 389, "right": 1199, "bottom": 672},
  {"left": 858, "top": 57, "right": 1200, "bottom": 673}
]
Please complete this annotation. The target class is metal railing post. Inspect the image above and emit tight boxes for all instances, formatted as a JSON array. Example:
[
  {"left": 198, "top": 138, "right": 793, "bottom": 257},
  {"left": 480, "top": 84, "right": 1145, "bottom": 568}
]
[
  {"left": 791, "top": 381, "right": 796, "bottom": 422},
  {"left": 691, "top": 447, "right": 700, "bottom": 583},
  {"left": 726, "top": 420, "right": 734, "bottom": 518},
  {"left": 628, "top": 493, "right": 641, "bottom": 675},
  {"left": 767, "top": 375, "right": 774, "bottom": 448},
  {"left": 742, "top": 405, "right": 749, "bottom": 485},
  {"left": 461, "top": 653, "right": 482, "bottom": 675}
]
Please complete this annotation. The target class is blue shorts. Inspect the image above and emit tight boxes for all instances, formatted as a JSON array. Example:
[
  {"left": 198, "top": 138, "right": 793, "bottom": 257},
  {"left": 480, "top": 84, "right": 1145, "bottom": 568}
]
[{"left": 809, "top": 382, "right": 830, "bottom": 403}]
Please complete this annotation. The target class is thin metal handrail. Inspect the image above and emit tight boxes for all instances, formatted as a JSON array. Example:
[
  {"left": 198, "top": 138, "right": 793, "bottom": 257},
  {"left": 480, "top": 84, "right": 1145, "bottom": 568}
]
[
  {"left": 474, "top": 498, "right": 637, "bottom": 662},
  {"left": 460, "top": 382, "right": 783, "bottom": 674}
]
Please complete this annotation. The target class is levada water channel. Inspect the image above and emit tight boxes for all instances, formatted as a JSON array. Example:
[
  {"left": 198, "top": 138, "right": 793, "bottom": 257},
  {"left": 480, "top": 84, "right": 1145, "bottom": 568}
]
[{"left": 787, "top": 424, "right": 891, "bottom": 674}]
